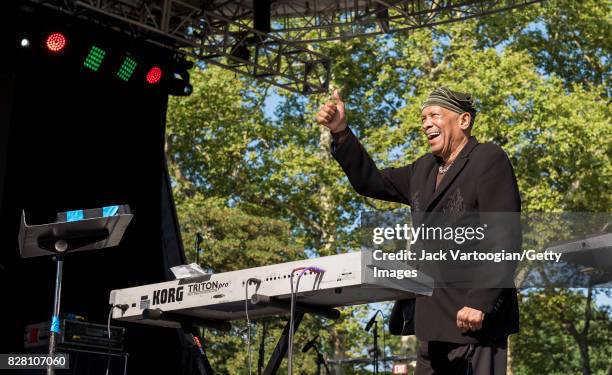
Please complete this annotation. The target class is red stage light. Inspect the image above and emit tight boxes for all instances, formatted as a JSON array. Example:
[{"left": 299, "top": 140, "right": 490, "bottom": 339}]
[
  {"left": 46, "top": 32, "right": 66, "bottom": 52},
  {"left": 146, "top": 67, "right": 162, "bottom": 84}
]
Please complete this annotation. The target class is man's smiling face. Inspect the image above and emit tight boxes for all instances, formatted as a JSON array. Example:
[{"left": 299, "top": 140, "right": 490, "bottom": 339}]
[{"left": 421, "top": 105, "right": 470, "bottom": 159}]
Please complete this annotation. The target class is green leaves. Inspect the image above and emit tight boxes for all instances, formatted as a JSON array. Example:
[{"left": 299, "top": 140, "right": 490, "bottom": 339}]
[
  {"left": 513, "top": 289, "right": 612, "bottom": 375},
  {"left": 165, "top": 2, "right": 610, "bottom": 371},
  {"left": 474, "top": 0, "right": 611, "bottom": 95},
  {"left": 176, "top": 193, "right": 303, "bottom": 272}
]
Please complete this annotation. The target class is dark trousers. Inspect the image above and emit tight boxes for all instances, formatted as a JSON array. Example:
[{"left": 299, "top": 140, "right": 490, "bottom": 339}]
[{"left": 415, "top": 340, "right": 507, "bottom": 375}]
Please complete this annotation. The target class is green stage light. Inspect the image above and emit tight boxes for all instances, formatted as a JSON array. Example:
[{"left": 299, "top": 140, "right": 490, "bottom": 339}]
[
  {"left": 83, "top": 46, "right": 106, "bottom": 71},
  {"left": 117, "top": 57, "right": 138, "bottom": 81}
]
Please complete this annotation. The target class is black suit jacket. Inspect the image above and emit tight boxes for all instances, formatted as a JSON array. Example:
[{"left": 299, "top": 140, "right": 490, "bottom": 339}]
[{"left": 332, "top": 129, "right": 521, "bottom": 344}]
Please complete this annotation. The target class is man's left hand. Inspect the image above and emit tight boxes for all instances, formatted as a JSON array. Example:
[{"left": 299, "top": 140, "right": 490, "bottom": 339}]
[{"left": 456, "top": 307, "right": 484, "bottom": 333}]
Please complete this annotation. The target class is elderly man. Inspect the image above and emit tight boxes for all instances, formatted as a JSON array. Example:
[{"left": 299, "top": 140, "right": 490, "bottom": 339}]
[{"left": 317, "top": 87, "right": 520, "bottom": 374}]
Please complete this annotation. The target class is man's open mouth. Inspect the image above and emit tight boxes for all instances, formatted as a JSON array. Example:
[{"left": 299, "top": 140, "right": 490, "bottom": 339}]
[{"left": 427, "top": 132, "right": 441, "bottom": 140}]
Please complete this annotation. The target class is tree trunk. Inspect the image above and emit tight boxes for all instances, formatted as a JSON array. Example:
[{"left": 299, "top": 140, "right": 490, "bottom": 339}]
[
  {"left": 318, "top": 120, "right": 337, "bottom": 256},
  {"left": 506, "top": 337, "right": 514, "bottom": 375},
  {"left": 564, "top": 286, "right": 593, "bottom": 375},
  {"left": 330, "top": 329, "right": 343, "bottom": 375},
  {"left": 578, "top": 287, "right": 593, "bottom": 375},
  {"left": 577, "top": 340, "right": 591, "bottom": 375}
]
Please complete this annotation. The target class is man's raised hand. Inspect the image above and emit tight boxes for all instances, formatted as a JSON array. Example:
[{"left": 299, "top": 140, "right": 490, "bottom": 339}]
[{"left": 316, "top": 89, "right": 347, "bottom": 133}]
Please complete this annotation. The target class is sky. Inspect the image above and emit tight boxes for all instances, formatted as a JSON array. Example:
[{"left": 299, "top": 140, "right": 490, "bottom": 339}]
[
  {"left": 598, "top": 293, "right": 612, "bottom": 308},
  {"left": 263, "top": 88, "right": 283, "bottom": 121},
  {"left": 264, "top": 96, "right": 611, "bottom": 311},
  {"left": 257, "top": 27, "right": 611, "bottom": 309},
  {"left": 260, "top": 89, "right": 612, "bottom": 310}
]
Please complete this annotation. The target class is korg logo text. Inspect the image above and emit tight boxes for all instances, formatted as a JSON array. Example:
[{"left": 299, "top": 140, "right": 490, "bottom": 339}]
[{"left": 152, "top": 286, "right": 184, "bottom": 305}]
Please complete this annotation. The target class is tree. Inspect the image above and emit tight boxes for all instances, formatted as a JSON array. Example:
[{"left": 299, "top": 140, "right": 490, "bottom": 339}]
[
  {"left": 165, "top": 1, "right": 611, "bottom": 372},
  {"left": 472, "top": 0, "right": 611, "bottom": 96},
  {"left": 513, "top": 288, "right": 612, "bottom": 375},
  {"left": 175, "top": 194, "right": 304, "bottom": 272}
]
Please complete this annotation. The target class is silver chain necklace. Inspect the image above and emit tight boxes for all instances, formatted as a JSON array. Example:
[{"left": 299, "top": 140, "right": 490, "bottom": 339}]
[
  {"left": 438, "top": 139, "right": 468, "bottom": 174},
  {"left": 438, "top": 161, "right": 454, "bottom": 174}
]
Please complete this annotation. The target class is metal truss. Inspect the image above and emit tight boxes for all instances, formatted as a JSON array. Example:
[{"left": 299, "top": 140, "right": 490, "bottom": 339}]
[
  {"left": 28, "top": 0, "right": 542, "bottom": 94},
  {"left": 29, "top": 0, "right": 331, "bottom": 94},
  {"left": 223, "top": 0, "right": 544, "bottom": 43}
]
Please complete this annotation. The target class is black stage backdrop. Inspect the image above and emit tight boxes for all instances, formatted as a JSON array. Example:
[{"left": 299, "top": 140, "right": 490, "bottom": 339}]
[{"left": 0, "top": 3, "right": 188, "bottom": 373}]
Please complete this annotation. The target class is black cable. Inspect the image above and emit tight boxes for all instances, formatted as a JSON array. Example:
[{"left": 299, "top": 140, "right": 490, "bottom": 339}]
[
  {"left": 245, "top": 278, "right": 260, "bottom": 375},
  {"left": 106, "top": 306, "right": 114, "bottom": 375},
  {"left": 106, "top": 304, "right": 128, "bottom": 375},
  {"left": 289, "top": 268, "right": 308, "bottom": 375},
  {"left": 288, "top": 267, "right": 325, "bottom": 375},
  {"left": 288, "top": 269, "right": 299, "bottom": 375},
  {"left": 106, "top": 306, "right": 117, "bottom": 375}
]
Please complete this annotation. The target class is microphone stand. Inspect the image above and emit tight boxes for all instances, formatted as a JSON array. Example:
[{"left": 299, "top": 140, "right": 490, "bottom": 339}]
[
  {"left": 372, "top": 320, "right": 379, "bottom": 375},
  {"left": 303, "top": 336, "right": 331, "bottom": 375},
  {"left": 195, "top": 233, "right": 203, "bottom": 265},
  {"left": 365, "top": 311, "right": 381, "bottom": 375},
  {"left": 257, "top": 321, "right": 268, "bottom": 375},
  {"left": 313, "top": 344, "right": 331, "bottom": 375}
]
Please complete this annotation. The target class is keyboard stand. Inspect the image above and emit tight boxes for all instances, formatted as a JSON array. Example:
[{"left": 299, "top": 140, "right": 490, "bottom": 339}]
[
  {"left": 263, "top": 311, "right": 305, "bottom": 375},
  {"left": 181, "top": 323, "right": 214, "bottom": 375},
  {"left": 250, "top": 294, "right": 339, "bottom": 375},
  {"left": 145, "top": 294, "right": 339, "bottom": 374}
]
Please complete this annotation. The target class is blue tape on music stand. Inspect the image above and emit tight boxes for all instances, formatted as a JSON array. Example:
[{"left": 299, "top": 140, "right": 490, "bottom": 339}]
[
  {"left": 103, "top": 205, "right": 119, "bottom": 217},
  {"left": 66, "top": 210, "right": 84, "bottom": 222},
  {"left": 50, "top": 316, "right": 61, "bottom": 333}
]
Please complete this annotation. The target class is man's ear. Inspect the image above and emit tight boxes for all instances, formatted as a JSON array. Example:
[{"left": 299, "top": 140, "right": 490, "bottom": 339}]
[{"left": 458, "top": 112, "right": 471, "bottom": 130}]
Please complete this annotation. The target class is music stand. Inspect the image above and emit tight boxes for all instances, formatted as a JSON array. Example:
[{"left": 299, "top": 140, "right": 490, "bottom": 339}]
[{"left": 18, "top": 206, "right": 133, "bottom": 375}]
